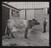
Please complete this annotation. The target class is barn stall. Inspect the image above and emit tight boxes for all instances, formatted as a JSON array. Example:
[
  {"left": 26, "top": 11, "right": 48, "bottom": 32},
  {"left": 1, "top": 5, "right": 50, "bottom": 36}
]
[{"left": 2, "top": 2, "right": 49, "bottom": 46}]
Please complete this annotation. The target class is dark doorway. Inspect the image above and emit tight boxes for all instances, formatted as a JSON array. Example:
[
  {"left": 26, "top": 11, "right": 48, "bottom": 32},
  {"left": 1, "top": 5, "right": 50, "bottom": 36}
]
[{"left": 2, "top": 6, "right": 10, "bottom": 35}]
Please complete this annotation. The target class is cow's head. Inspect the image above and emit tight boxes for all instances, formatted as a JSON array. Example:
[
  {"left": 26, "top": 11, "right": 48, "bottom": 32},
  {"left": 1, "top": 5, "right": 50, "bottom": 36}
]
[
  {"left": 28, "top": 19, "right": 40, "bottom": 29},
  {"left": 32, "top": 19, "right": 40, "bottom": 25}
]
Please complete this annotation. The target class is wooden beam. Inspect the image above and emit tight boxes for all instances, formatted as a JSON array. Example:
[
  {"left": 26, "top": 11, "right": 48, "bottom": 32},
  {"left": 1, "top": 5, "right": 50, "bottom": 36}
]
[
  {"left": 2, "top": 2, "right": 21, "bottom": 11},
  {"left": 19, "top": 8, "right": 44, "bottom": 10}
]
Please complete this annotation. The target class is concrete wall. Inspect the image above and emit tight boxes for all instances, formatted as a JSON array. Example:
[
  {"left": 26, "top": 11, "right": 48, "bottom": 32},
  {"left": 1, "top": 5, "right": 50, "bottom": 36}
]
[{"left": 26, "top": 10, "right": 34, "bottom": 20}]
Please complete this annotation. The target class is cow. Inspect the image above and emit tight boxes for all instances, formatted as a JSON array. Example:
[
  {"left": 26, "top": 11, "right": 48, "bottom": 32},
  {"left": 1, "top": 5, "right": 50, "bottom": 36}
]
[{"left": 6, "top": 18, "right": 40, "bottom": 39}]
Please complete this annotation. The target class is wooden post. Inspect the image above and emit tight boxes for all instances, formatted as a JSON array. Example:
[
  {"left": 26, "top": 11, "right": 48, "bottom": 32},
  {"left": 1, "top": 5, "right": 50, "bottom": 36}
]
[{"left": 25, "top": 9, "right": 26, "bottom": 20}]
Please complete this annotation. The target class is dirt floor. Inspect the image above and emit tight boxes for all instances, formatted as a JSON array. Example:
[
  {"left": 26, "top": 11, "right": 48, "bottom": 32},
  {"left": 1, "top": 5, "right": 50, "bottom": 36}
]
[{"left": 2, "top": 29, "right": 49, "bottom": 46}]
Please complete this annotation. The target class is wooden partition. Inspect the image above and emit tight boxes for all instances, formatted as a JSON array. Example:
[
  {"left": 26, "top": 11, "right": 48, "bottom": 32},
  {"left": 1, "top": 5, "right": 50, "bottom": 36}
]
[{"left": 2, "top": 6, "right": 10, "bottom": 35}]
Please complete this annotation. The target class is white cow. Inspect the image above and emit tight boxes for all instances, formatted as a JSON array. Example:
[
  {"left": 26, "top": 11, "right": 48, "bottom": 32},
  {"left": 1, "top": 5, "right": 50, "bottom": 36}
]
[
  {"left": 6, "top": 18, "right": 28, "bottom": 38},
  {"left": 6, "top": 18, "right": 40, "bottom": 38}
]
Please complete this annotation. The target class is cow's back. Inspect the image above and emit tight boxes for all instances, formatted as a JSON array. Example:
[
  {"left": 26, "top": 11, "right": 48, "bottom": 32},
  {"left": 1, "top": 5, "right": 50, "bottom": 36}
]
[{"left": 7, "top": 19, "right": 28, "bottom": 32}]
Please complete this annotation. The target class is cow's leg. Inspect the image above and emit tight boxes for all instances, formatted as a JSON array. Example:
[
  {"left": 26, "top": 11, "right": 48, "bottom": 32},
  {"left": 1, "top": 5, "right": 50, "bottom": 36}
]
[
  {"left": 10, "top": 32, "right": 15, "bottom": 38},
  {"left": 7, "top": 28, "right": 15, "bottom": 38},
  {"left": 25, "top": 27, "right": 29, "bottom": 39},
  {"left": 6, "top": 26, "right": 10, "bottom": 37},
  {"left": 7, "top": 29, "right": 15, "bottom": 38}
]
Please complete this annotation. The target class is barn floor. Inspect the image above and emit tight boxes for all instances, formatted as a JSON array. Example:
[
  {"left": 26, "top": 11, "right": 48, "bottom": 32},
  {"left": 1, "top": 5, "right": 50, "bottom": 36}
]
[{"left": 2, "top": 29, "right": 49, "bottom": 46}]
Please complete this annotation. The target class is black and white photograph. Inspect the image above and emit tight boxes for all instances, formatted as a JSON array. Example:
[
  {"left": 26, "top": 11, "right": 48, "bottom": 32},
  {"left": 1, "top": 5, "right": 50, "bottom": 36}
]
[{"left": 2, "top": 2, "right": 49, "bottom": 46}]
